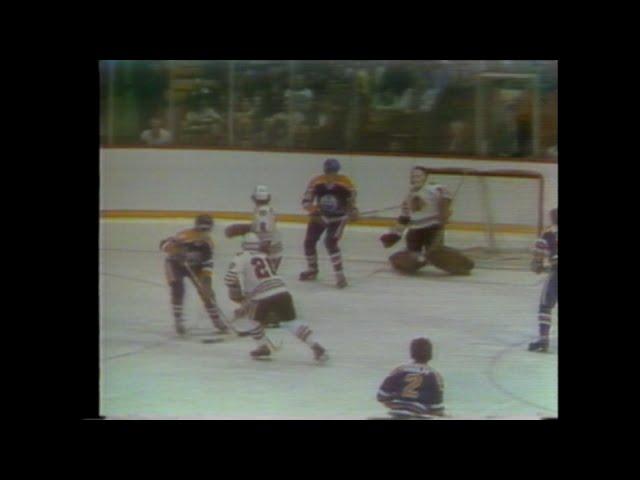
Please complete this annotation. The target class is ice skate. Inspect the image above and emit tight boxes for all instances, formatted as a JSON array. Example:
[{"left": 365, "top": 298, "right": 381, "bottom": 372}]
[
  {"left": 336, "top": 273, "right": 348, "bottom": 289},
  {"left": 175, "top": 320, "right": 186, "bottom": 336},
  {"left": 250, "top": 344, "right": 272, "bottom": 360},
  {"left": 312, "top": 343, "right": 329, "bottom": 363},
  {"left": 528, "top": 338, "right": 549, "bottom": 352},
  {"left": 209, "top": 313, "right": 230, "bottom": 334},
  {"left": 299, "top": 269, "right": 318, "bottom": 281}
]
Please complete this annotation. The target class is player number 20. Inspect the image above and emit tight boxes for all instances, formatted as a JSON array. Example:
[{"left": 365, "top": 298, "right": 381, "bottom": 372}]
[{"left": 251, "top": 257, "right": 272, "bottom": 279}]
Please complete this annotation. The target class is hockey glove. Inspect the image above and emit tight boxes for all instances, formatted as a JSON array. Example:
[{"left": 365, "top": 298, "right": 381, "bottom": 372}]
[
  {"left": 530, "top": 258, "right": 544, "bottom": 274},
  {"left": 225, "top": 223, "right": 252, "bottom": 238}
]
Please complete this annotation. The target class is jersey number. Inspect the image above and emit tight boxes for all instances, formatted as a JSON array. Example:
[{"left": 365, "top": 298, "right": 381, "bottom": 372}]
[
  {"left": 251, "top": 257, "right": 272, "bottom": 279},
  {"left": 401, "top": 374, "right": 424, "bottom": 399}
]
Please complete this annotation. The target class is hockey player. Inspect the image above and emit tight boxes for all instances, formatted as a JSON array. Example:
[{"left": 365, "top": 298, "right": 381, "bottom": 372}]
[
  {"left": 380, "top": 166, "right": 473, "bottom": 275},
  {"left": 377, "top": 338, "right": 445, "bottom": 419},
  {"left": 528, "top": 208, "right": 558, "bottom": 353},
  {"left": 225, "top": 185, "right": 283, "bottom": 274},
  {"left": 159, "top": 214, "right": 229, "bottom": 336},
  {"left": 224, "top": 233, "right": 329, "bottom": 362},
  {"left": 299, "top": 158, "right": 358, "bottom": 288}
]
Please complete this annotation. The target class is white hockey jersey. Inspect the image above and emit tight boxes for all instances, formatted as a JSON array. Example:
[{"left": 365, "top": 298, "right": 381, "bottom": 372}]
[
  {"left": 401, "top": 183, "right": 452, "bottom": 230},
  {"left": 224, "top": 250, "right": 288, "bottom": 301},
  {"left": 251, "top": 205, "right": 283, "bottom": 255}
]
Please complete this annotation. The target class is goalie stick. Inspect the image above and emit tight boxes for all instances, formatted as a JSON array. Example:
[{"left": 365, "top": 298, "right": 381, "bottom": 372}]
[
  {"left": 358, "top": 204, "right": 403, "bottom": 217},
  {"left": 361, "top": 169, "right": 471, "bottom": 219}
]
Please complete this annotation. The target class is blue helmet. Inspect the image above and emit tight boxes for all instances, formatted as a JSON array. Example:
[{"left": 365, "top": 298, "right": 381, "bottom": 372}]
[{"left": 324, "top": 158, "right": 341, "bottom": 174}]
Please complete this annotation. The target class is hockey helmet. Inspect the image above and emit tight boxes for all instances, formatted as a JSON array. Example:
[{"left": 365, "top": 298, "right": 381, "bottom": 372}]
[
  {"left": 195, "top": 214, "right": 214, "bottom": 232},
  {"left": 324, "top": 158, "right": 341, "bottom": 174},
  {"left": 410, "top": 337, "right": 433, "bottom": 363},
  {"left": 252, "top": 185, "right": 271, "bottom": 204}
]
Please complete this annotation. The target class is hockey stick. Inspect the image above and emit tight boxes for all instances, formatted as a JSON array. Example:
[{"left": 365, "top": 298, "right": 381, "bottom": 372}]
[
  {"left": 182, "top": 262, "right": 238, "bottom": 337},
  {"left": 358, "top": 204, "right": 403, "bottom": 217},
  {"left": 183, "top": 262, "right": 282, "bottom": 351}
]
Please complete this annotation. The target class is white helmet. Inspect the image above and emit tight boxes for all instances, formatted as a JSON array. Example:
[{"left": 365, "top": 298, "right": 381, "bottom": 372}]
[
  {"left": 252, "top": 185, "right": 271, "bottom": 204},
  {"left": 242, "top": 232, "right": 269, "bottom": 252}
]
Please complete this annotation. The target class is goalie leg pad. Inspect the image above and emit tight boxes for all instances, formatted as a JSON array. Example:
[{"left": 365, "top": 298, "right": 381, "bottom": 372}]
[
  {"left": 389, "top": 250, "right": 424, "bottom": 273},
  {"left": 427, "top": 246, "right": 474, "bottom": 275}
]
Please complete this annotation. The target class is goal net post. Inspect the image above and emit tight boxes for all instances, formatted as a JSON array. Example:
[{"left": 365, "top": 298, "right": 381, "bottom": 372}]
[{"left": 423, "top": 167, "right": 545, "bottom": 269}]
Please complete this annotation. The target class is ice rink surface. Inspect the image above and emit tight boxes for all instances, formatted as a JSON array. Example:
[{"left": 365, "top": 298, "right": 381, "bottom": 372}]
[{"left": 99, "top": 219, "right": 558, "bottom": 420}]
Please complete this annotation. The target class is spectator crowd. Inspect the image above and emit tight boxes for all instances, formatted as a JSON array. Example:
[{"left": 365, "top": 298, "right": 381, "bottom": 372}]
[{"left": 100, "top": 60, "right": 557, "bottom": 160}]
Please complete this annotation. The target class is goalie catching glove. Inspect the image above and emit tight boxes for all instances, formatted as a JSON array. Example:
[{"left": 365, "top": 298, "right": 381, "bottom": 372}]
[
  {"left": 225, "top": 223, "right": 252, "bottom": 238},
  {"left": 380, "top": 232, "right": 402, "bottom": 248}
]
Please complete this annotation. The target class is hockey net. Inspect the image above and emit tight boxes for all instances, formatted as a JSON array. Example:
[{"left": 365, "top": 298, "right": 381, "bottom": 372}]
[{"left": 423, "top": 167, "right": 546, "bottom": 270}]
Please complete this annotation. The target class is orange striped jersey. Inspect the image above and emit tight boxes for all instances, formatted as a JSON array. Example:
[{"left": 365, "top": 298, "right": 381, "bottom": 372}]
[
  {"left": 160, "top": 228, "right": 215, "bottom": 269},
  {"left": 302, "top": 173, "right": 357, "bottom": 218}
]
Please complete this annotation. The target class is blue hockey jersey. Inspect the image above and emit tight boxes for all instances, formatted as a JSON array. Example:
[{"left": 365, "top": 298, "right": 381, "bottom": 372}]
[
  {"left": 534, "top": 226, "right": 558, "bottom": 268},
  {"left": 377, "top": 363, "right": 445, "bottom": 416}
]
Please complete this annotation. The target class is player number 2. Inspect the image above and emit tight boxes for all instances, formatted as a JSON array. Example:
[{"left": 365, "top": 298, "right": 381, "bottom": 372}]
[
  {"left": 251, "top": 257, "right": 272, "bottom": 279},
  {"left": 401, "top": 374, "right": 423, "bottom": 399}
]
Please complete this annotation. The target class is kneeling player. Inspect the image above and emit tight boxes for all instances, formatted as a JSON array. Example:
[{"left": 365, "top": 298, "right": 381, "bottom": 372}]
[
  {"left": 160, "top": 215, "right": 229, "bottom": 336},
  {"left": 380, "top": 166, "right": 473, "bottom": 275},
  {"left": 377, "top": 338, "right": 445, "bottom": 419},
  {"left": 225, "top": 185, "right": 283, "bottom": 273},
  {"left": 528, "top": 208, "right": 558, "bottom": 353},
  {"left": 224, "top": 233, "right": 329, "bottom": 362}
]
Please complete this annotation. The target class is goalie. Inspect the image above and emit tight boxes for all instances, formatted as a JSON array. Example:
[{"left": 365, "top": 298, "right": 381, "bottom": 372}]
[
  {"left": 225, "top": 185, "right": 283, "bottom": 273},
  {"left": 379, "top": 166, "right": 474, "bottom": 275}
]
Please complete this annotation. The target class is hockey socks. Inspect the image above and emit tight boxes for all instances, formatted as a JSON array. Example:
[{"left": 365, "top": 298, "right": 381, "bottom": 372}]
[
  {"left": 529, "top": 314, "right": 552, "bottom": 352},
  {"left": 538, "top": 313, "right": 552, "bottom": 339},
  {"left": 306, "top": 254, "right": 318, "bottom": 272},
  {"left": 300, "top": 254, "right": 319, "bottom": 281},
  {"left": 248, "top": 324, "right": 272, "bottom": 358},
  {"left": 330, "top": 252, "right": 347, "bottom": 288},
  {"left": 286, "top": 320, "right": 327, "bottom": 360}
]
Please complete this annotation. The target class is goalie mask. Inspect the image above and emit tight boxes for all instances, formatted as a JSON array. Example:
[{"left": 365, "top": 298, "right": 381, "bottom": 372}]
[
  {"left": 409, "top": 167, "right": 429, "bottom": 191},
  {"left": 252, "top": 185, "right": 271, "bottom": 205},
  {"left": 242, "top": 232, "right": 269, "bottom": 253}
]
